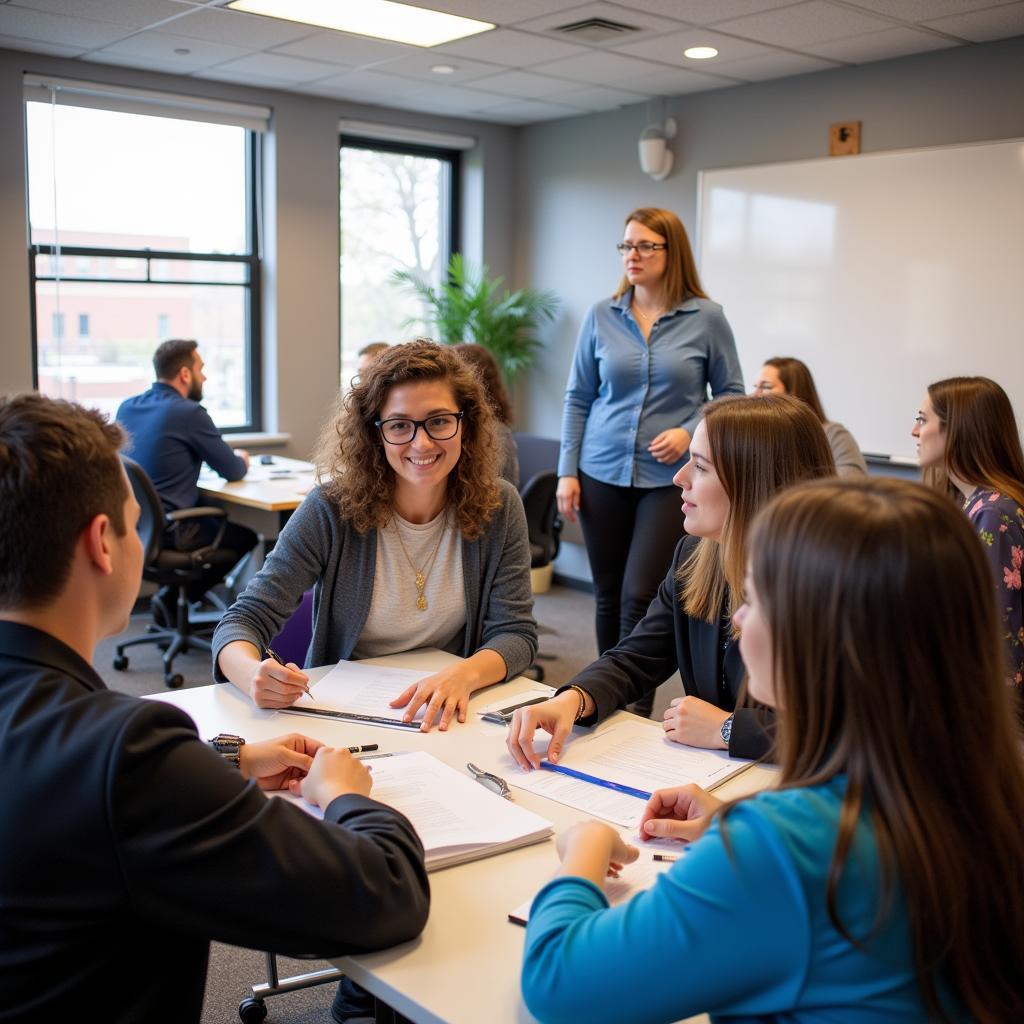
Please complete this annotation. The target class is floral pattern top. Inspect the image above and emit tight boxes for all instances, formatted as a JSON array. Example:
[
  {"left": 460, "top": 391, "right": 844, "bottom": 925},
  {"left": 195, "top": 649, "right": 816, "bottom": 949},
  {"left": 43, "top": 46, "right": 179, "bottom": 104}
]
[{"left": 964, "top": 487, "right": 1024, "bottom": 702}]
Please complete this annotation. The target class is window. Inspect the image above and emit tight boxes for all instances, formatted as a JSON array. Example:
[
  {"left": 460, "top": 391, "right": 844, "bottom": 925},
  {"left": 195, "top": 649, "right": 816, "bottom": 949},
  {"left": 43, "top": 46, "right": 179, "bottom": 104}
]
[
  {"left": 339, "top": 138, "right": 458, "bottom": 386},
  {"left": 26, "top": 95, "right": 262, "bottom": 430}
]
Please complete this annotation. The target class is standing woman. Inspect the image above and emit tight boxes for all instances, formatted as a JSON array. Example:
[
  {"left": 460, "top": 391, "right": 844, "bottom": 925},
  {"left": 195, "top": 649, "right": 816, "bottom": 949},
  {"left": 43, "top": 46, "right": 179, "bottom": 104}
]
[
  {"left": 752, "top": 356, "right": 868, "bottom": 476},
  {"left": 213, "top": 340, "right": 537, "bottom": 731},
  {"left": 913, "top": 376, "right": 1024, "bottom": 713},
  {"left": 558, "top": 208, "right": 743, "bottom": 715},
  {"left": 454, "top": 342, "right": 519, "bottom": 487},
  {"left": 522, "top": 478, "right": 1024, "bottom": 1023}
]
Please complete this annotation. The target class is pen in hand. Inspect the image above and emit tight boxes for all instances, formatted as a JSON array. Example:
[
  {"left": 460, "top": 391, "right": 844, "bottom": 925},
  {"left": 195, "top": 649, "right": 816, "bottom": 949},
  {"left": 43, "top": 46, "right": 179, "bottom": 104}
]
[{"left": 264, "top": 646, "right": 312, "bottom": 698}]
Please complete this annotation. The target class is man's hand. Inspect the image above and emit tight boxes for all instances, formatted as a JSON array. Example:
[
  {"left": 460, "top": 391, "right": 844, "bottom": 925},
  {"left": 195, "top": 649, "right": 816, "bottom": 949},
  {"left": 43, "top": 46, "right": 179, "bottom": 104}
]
[
  {"left": 239, "top": 733, "right": 323, "bottom": 791},
  {"left": 294, "top": 747, "right": 373, "bottom": 809}
]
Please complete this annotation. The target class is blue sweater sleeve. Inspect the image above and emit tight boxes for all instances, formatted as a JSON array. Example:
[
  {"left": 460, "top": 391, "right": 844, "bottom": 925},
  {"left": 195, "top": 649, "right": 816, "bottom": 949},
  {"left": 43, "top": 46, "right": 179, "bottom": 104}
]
[{"left": 522, "top": 807, "right": 811, "bottom": 1024}]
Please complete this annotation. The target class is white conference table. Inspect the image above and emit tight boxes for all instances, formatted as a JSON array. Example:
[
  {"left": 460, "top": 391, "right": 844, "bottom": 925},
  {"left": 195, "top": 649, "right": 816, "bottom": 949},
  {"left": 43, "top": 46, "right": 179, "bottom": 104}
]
[
  {"left": 198, "top": 455, "right": 316, "bottom": 536},
  {"left": 153, "top": 649, "right": 776, "bottom": 1024}
]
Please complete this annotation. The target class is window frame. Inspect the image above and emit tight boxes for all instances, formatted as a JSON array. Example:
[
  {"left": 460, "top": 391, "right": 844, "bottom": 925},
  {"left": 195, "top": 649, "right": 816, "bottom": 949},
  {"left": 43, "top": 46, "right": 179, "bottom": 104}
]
[{"left": 27, "top": 124, "right": 263, "bottom": 433}]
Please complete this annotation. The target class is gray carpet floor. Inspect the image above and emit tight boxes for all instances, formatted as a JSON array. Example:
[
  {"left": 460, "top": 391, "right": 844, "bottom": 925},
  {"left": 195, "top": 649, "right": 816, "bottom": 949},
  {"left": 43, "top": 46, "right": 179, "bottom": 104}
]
[{"left": 94, "top": 584, "right": 683, "bottom": 1024}]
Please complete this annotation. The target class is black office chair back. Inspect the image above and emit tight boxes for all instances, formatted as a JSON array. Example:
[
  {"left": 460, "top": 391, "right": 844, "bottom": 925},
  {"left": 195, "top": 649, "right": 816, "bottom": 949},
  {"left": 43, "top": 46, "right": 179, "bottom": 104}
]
[
  {"left": 121, "top": 455, "right": 165, "bottom": 565},
  {"left": 512, "top": 433, "right": 562, "bottom": 569}
]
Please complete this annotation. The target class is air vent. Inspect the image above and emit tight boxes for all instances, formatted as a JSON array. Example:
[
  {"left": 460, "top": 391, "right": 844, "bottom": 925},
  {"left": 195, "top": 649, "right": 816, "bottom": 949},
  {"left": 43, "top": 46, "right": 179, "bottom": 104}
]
[{"left": 552, "top": 17, "right": 641, "bottom": 43}]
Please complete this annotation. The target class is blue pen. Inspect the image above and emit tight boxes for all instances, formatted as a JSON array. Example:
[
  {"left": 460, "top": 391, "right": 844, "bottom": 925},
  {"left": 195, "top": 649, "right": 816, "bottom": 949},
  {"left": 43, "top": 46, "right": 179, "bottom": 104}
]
[{"left": 539, "top": 761, "right": 651, "bottom": 801}]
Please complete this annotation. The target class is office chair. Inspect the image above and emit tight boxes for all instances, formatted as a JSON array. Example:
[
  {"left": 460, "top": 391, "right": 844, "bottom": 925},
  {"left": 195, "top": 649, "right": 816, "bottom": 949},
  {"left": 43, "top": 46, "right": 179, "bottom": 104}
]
[{"left": 112, "top": 456, "right": 237, "bottom": 688}]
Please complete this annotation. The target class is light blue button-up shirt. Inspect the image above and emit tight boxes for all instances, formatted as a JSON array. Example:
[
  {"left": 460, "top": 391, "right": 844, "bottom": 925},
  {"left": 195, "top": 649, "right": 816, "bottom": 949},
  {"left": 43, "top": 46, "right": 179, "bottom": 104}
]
[{"left": 558, "top": 291, "right": 744, "bottom": 487}]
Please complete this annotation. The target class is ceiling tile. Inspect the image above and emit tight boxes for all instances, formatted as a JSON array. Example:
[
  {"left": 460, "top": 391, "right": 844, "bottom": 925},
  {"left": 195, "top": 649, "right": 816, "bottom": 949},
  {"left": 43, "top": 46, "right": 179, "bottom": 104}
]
[
  {"left": 0, "top": 31, "right": 85, "bottom": 57},
  {"left": 612, "top": 27, "right": 775, "bottom": 65},
  {"left": 0, "top": 7, "right": 134, "bottom": 49},
  {"left": 432, "top": 28, "right": 589, "bottom": 66},
  {"left": 923, "top": 2, "right": 1024, "bottom": 41},
  {"left": 532, "top": 49, "right": 659, "bottom": 84},
  {"left": 164, "top": 6, "right": 318, "bottom": 48},
  {"left": 619, "top": 0, "right": 796, "bottom": 22},
  {"left": 712, "top": 50, "right": 841, "bottom": 79},
  {"left": 840, "top": 0, "right": 1013, "bottom": 21},
  {"left": 10, "top": 0, "right": 189, "bottom": 29},
  {"left": 369, "top": 52, "right": 505, "bottom": 84},
  {"left": 514, "top": 2, "right": 690, "bottom": 44},
  {"left": 203, "top": 51, "right": 338, "bottom": 83},
  {"left": 271, "top": 29, "right": 415, "bottom": 68},
  {"left": 89, "top": 29, "right": 251, "bottom": 69},
  {"left": 556, "top": 84, "right": 648, "bottom": 110},
  {"left": 468, "top": 69, "right": 582, "bottom": 98},
  {"left": 806, "top": 25, "right": 959, "bottom": 61},
  {"left": 618, "top": 65, "right": 738, "bottom": 93},
  {"left": 305, "top": 69, "right": 417, "bottom": 100},
  {"left": 474, "top": 98, "right": 592, "bottom": 123},
  {"left": 713, "top": 0, "right": 894, "bottom": 47},
  {"left": 401, "top": 0, "right": 585, "bottom": 25}
]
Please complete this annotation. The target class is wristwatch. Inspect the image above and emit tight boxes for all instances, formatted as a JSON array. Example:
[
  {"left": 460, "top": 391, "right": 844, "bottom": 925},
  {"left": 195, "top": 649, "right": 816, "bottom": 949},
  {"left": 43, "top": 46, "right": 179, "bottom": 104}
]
[
  {"left": 720, "top": 714, "right": 734, "bottom": 747},
  {"left": 208, "top": 733, "right": 246, "bottom": 767}
]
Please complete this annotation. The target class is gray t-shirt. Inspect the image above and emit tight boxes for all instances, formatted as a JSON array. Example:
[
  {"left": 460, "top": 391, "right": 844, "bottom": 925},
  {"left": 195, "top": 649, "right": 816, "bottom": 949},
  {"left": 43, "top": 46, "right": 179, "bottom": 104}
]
[{"left": 353, "top": 511, "right": 466, "bottom": 659}]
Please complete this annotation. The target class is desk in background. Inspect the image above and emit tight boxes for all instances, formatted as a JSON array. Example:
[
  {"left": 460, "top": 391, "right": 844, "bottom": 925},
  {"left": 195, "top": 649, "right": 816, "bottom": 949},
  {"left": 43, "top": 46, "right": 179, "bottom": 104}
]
[
  {"left": 153, "top": 649, "right": 775, "bottom": 1024},
  {"left": 198, "top": 456, "right": 316, "bottom": 535}
]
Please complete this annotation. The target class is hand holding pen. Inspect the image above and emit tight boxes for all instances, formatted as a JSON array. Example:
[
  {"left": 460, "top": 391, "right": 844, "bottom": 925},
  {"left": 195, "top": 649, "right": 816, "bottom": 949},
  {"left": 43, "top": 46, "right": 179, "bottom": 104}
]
[{"left": 249, "top": 645, "right": 312, "bottom": 709}]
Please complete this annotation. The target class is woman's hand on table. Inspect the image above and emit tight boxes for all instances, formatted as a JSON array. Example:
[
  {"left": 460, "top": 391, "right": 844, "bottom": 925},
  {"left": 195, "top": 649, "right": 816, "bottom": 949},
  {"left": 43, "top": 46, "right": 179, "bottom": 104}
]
[
  {"left": 390, "top": 663, "right": 476, "bottom": 732},
  {"left": 506, "top": 690, "right": 579, "bottom": 770},
  {"left": 648, "top": 427, "right": 690, "bottom": 464},
  {"left": 250, "top": 657, "right": 310, "bottom": 709},
  {"left": 662, "top": 695, "right": 729, "bottom": 749},
  {"left": 294, "top": 746, "right": 373, "bottom": 808},
  {"left": 556, "top": 476, "right": 581, "bottom": 523},
  {"left": 240, "top": 732, "right": 322, "bottom": 790},
  {"left": 556, "top": 821, "right": 639, "bottom": 886},
  {"left": 639, "top": 784, "right": 721, "bottom": 843}
]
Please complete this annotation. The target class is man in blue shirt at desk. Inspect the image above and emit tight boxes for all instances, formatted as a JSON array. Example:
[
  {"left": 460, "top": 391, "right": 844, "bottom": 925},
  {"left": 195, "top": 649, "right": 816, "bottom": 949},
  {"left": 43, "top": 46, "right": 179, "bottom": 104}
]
[{"left": 117, "top": 338, "right": 258, "bottom": 616}]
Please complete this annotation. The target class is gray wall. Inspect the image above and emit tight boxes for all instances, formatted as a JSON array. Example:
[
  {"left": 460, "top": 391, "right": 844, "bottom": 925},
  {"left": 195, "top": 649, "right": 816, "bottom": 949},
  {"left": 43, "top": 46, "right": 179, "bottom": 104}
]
[
  {"left": 0, "top": 46, "right": 517, "bottom": 458},
  {"left": 514, "top": 35, "right": 1024, "bottom": 441}
]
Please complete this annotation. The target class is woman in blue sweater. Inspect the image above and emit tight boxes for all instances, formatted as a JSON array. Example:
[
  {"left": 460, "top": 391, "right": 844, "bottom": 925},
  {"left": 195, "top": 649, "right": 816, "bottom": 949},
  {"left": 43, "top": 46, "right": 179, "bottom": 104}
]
[{"left": 522, "top": 477, "right": 1024, "bottom": 1023}]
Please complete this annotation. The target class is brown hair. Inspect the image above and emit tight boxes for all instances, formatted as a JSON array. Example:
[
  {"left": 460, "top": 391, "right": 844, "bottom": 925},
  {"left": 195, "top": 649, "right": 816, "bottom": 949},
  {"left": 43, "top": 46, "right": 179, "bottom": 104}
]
[
  {"left": 613, "top": 207, "right": 708, "bottom": 308},
  {"left": 926, "top": 376, "right": 1024, "bottom": 509},
  {"left": 453, "top": 343, "right": 513, "bottom": 426},
  {"left": 315, "top": 339, "right": 501, "bottom": 539},
  {"left": 153, "top": 338, "right": 198, "bottom": 381},
  {"left": 680, "top": 394, "right": 835, "bottom": 623},
  {"left": 0, "top": 394, "right": 127, "bottom": 609},
  {"left": 357, "top": 341, "right": 389, "bottom": 360},
  {"left": 762, "top": 356, "right": 827, "bottom": 422},
  {"left": 746, "top": 477, "right": 1024, "bottom": 1021}
]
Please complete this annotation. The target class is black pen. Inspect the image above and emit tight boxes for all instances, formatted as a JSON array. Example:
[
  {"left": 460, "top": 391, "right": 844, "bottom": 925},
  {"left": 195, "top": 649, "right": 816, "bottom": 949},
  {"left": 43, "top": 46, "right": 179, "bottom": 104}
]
[
  {"left": 346, "top": 744, "right": 379, "bottom": 754},
  {"left": 264, "top": 646, "right": 312, "bottom": 698}
]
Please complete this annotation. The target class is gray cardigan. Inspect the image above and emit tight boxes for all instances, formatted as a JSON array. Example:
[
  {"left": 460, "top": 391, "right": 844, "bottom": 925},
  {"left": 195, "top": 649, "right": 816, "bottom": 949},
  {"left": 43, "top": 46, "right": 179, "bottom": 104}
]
[
  {"left": 212, "top": 479, "right": 537, "bottom": 681},
  {"left": 823, "top": 420, "right": 868, "bottom": 477}
]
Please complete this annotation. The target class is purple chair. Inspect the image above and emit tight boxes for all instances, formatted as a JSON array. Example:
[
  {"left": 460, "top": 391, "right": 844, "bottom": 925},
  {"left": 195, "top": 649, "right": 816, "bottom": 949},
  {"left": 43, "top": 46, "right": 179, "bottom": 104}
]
[{"left": 269, "top": 589, "right": 314, "bottom": 666}]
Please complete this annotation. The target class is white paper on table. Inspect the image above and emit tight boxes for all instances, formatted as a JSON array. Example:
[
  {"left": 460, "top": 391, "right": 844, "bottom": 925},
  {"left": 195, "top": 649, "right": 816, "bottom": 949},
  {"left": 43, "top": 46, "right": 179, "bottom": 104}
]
[
  {"left": 296, "top": 659, "right": 434, "bottom": 721},
  {"left": 500, "top": 718, "right": 751, "bottom": 828},
  {"left": 508, "top": 846, "right": 682, "bottom": 925}
]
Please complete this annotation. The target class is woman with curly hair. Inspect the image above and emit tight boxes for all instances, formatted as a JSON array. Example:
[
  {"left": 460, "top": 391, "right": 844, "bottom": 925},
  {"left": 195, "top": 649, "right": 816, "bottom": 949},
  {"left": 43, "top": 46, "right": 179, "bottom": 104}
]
[{"left": 213, "top": 340, "right": 537, "bottom": 732}]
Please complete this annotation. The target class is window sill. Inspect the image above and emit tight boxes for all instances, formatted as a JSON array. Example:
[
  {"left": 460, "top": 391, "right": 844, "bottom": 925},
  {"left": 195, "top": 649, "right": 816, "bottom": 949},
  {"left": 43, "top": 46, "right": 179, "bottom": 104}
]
[{"left": 226, "top": 432, "right": 291, "bottom": 448}]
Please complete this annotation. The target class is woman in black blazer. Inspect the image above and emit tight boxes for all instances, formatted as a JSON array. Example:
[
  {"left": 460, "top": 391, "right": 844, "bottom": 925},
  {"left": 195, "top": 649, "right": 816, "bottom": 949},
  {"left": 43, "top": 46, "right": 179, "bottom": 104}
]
[{"left": 507, "top": 393, "right": 836, "bottom": 767}]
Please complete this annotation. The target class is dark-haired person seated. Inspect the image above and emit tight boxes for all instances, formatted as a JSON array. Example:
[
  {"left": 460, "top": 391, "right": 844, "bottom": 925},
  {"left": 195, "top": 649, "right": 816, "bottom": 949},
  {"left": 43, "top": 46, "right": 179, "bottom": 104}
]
[
  {"left": 0, "top": 394, "right": 429, "bottom": 1023},
  {"left": 521, "top": 478, "right": 1024, "bottom": 1023},
  {"left": 116, "top": 338, "right": 257, "bottom": 617}
]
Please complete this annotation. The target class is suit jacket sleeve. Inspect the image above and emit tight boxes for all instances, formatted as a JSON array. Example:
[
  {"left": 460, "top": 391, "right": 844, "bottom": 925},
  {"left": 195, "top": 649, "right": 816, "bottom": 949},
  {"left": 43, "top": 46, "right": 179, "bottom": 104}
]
[
  {"left": 730, "top": 707, "right": 776, "bottom": 760},
  {"left": 189, "top": 403, "right": 248, "bottom": 482},
  {"left": 109, "top": 700, "right": 429, "bottom": 955}
]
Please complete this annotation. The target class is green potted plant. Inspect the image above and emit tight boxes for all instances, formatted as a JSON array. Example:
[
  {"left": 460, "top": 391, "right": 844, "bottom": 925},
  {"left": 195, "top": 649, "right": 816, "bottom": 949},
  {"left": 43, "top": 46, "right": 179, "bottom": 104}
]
[{"left": 391, "top": 253, "right": 559, "bottom": 381}]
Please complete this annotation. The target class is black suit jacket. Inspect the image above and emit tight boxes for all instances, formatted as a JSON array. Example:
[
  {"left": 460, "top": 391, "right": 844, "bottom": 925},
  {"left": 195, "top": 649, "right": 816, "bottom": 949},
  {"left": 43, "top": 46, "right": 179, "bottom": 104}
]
[
  {"left": 561, "top": 536, "right": 774, "bottom": 760},
  {"left": 0, "top": 621, "right": 430, "bottom": 1024}
]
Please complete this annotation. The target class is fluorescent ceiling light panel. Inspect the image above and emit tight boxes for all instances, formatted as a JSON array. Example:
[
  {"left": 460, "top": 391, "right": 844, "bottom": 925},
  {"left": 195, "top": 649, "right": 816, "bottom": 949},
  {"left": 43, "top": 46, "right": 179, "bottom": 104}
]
[{"left": 227, "top": 0, "right": 494, "bottom": 48}]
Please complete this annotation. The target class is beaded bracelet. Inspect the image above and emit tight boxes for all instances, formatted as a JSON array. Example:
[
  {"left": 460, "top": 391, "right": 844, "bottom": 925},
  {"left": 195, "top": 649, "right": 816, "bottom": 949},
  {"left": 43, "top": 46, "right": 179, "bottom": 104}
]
[{"left": 568, "top": 684, "right": 589, "bottom": 723}]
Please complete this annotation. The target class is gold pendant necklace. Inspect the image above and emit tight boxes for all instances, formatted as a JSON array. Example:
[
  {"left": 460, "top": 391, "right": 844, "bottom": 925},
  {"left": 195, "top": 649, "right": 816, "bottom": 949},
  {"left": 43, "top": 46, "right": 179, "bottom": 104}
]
[{"left": 393, "top": 514, "right": 447, "bottom": 611}]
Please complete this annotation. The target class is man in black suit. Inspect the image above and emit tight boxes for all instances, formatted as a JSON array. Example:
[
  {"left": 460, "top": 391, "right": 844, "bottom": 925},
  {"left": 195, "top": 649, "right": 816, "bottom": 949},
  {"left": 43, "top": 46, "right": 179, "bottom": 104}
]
[{"left": 0, "top": 394, "right": 429, "bottom": 1023}]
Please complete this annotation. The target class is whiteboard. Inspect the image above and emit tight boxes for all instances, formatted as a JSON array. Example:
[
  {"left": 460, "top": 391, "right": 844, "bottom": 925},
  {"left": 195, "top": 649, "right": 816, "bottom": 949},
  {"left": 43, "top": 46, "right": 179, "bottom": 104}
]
[{"left": 697, "top": 138, "right": 1024, "bottom": 461}]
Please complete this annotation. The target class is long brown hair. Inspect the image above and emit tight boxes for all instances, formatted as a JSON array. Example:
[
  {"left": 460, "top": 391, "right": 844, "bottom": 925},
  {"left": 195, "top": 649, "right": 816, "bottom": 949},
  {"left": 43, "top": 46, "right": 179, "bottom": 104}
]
[
  {"left": 613, "top": 207, "right": 708, "bottom": 308},
  {"left": 926, "top": 376, "right": 1024, "bottom": 509},
  {"left": 681, "top": 393, "right": 835, "bottom": 623},
  {"left": 315, "top": 339, "right": 501, "bottom": 539},
  {"left": 763, "top": 356, "right": 827, "bottom": 422},
  {"left": 453, "top": 343, "right": 513, "bottom": 425},
  {"left": 746, "top": 477, "right": 1024, "bottom": 1022}
]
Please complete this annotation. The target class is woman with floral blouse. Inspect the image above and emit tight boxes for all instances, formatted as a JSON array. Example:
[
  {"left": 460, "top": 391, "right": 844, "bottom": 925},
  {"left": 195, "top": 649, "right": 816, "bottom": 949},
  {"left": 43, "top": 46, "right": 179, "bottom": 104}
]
[{"left": 914, "top": 376, "right": 1024, "bottom": 716}]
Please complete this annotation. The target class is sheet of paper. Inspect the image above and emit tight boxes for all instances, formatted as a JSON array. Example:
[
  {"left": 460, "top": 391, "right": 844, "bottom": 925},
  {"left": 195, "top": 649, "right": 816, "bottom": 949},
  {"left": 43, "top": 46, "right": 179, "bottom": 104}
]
[
  {"left": 296, "top": 659, "right": 434, "bottom": 721},
  {"left": 500, "top": 719, "right": 751, "bottom": 827}
]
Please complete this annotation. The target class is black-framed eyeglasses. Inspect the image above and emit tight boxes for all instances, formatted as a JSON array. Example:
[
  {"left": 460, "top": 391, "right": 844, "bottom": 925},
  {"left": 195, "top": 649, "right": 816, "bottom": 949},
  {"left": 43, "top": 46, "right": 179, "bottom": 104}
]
[
  {"left": 374, "top": 412, "right": 464, "bottom": 445},
  {"left": 616, "top": 242, "right": 668, "bottom": 257}
]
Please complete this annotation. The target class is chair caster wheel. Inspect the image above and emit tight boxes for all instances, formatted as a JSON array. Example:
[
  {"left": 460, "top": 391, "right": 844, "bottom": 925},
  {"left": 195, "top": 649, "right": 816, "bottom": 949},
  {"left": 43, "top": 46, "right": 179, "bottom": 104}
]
[
  {"left": 238, "top": 996, "right": 267, "bottom": 1024},
  {"left": 164, "top": 672, "right": 184, "bottom": 689},
  {"left": 112, "top": 655, "right": 129, "bottom": 671}
]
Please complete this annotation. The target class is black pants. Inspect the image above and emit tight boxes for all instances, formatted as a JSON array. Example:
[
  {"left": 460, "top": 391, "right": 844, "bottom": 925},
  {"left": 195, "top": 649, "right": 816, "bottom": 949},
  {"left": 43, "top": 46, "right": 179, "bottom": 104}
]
[
  {"left": 163, "top": 517, "right": 258, "bottom": 603},
  {"left": 578, "top": 471, "right": 685, "bottom": 716}
]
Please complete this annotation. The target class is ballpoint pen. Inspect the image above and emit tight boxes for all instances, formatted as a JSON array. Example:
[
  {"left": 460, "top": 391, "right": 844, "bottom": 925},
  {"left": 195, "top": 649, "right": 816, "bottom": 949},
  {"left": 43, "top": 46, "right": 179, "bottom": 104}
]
[
  {"left": 264, "top": 646, "right": 312, "bottom": 698},
  {"left": 346, "top": 744, "right": 379, "bottom": 754}
]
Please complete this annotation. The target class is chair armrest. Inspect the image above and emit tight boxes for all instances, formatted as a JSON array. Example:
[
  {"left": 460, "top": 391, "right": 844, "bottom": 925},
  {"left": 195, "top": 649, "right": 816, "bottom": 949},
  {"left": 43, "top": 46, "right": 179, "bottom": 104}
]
[{"left": 164, "top": 507, "right": 227, "bottom": 523}]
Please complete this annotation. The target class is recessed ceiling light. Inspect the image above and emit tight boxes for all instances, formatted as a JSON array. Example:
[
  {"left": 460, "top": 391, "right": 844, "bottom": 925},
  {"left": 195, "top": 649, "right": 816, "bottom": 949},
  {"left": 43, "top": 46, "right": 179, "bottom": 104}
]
[
  {"left": 684, "top": 46, "right": 718, "bottom": 60},
  {"left": 226, "top": 0, "right": 494, "bottom": 48},
  {"left": 431, "top": 64, "right": 456, "bottom": 75}
]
